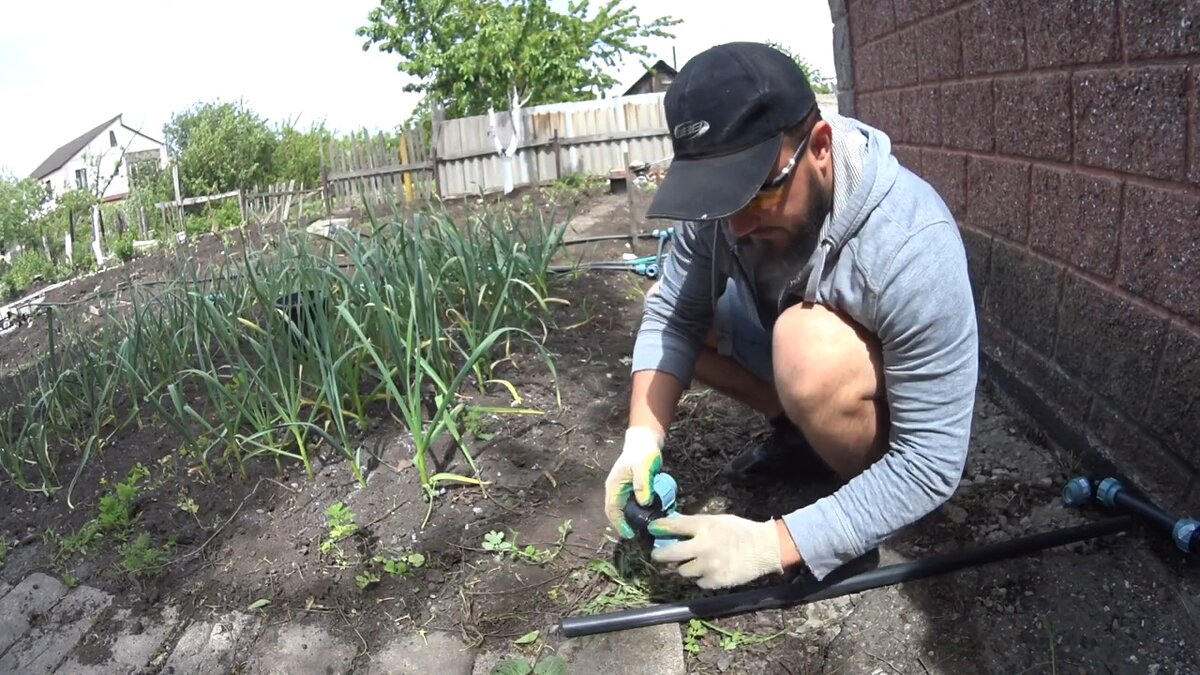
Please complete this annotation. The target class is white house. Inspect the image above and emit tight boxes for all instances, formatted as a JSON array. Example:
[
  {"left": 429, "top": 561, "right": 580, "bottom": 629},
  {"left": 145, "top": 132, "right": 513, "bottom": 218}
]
[{"left": 29, "top": 114, "right": 166, "bottom": 204}]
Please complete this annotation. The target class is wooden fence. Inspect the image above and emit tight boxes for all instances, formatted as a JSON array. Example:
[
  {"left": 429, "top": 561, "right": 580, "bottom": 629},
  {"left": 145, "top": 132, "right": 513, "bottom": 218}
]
[{"left": 321, "top": 127, "right": 436, "bottom": 209}]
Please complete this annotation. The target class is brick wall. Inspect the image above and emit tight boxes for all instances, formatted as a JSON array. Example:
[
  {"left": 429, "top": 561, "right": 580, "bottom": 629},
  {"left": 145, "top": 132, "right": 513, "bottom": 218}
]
[{"left": 828, "top": 0, "right": 1199, "bottom": 511}]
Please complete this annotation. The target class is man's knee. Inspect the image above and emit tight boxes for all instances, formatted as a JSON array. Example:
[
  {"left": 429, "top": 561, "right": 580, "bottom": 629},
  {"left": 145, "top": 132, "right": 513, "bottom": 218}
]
[{"left": 771, "top": 302, "right": 884, "bottom": 419}]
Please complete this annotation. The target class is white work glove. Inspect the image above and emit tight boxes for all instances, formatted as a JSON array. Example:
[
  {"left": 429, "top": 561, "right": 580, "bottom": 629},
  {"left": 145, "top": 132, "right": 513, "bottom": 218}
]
[
  {"left": 604, "top": 426, "right": 665, "bottom": 539},
  {"left": 648, "top": 513, "right": 784, "bottom": 589}
]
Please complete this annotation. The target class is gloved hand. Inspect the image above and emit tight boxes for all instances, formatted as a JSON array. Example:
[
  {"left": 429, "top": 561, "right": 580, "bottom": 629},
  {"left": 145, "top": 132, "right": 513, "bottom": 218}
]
[
  {"left": 648, "top": 513, "right": 783, "bottom": 589},
  {"left": 604, "top": 426, "right": 665, "bottom": 539}
]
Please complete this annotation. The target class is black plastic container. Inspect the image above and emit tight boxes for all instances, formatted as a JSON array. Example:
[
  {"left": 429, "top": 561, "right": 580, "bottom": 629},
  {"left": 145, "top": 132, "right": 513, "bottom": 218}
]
[{"left": 274, "top": 290, "right": 330, "bottom": 348}]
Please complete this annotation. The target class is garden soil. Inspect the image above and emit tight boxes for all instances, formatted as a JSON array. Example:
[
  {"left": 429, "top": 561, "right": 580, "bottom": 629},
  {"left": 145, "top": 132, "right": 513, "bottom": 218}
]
[{"left": 0, "top": 189, "right": 1196, "bottom": 674}]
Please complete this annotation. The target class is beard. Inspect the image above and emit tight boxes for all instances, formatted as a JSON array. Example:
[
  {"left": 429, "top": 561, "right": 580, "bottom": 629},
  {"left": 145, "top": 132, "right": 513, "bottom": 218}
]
[{"left": 756, "top": 171, "right": 832, "bottom": 265}]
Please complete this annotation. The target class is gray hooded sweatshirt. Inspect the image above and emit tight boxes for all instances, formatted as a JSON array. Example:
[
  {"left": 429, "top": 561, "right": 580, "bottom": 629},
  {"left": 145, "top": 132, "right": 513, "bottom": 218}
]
[{"left": 631, "top": 112, "right": 979, "bottom": 580}]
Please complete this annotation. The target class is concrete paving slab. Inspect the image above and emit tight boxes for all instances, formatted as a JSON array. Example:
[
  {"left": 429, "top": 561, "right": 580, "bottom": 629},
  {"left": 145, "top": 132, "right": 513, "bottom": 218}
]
[
  {"left": 368, "top": 629, "right": 476, "bottom": 675},
  {"left": 0, "top": 582, "right": 11, "bottom": 602},
  {"left": 243, "top": 620, "right": 356, "bottom": 675},
  {"left": 55, "top": 604, "right": 183, "bottom": 675},
  {"left": 0, "top": 573, "right": 68, "bottom": 657},
  {"left": 160, "top": 610, "right": 259, "bottom": 674},
  {"left": 555, "top": 623, "right": 686, "bottom": 675},
  {"left": 0, "top": 584, "right": 112, "bottom": 674}
]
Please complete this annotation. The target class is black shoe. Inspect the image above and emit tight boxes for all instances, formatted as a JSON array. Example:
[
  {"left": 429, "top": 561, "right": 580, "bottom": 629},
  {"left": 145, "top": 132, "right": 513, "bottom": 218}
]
[{"left": 722, "top": 415, "right": 836, "bottom": 484}]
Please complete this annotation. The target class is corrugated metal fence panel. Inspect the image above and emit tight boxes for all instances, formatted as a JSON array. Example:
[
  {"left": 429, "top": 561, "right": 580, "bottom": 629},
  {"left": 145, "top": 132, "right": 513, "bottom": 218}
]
[{"left": 435, "top": 93, "right": 670, "bottom": 198}]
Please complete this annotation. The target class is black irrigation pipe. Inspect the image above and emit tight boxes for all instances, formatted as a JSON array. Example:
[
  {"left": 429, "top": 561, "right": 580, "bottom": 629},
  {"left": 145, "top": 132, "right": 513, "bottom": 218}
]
[
  {"left": 561, "top": 474, "right": 1197, "bottom": 638},
  {"left": 560, "top": 516, "right": 1134, "bottom": 638}
]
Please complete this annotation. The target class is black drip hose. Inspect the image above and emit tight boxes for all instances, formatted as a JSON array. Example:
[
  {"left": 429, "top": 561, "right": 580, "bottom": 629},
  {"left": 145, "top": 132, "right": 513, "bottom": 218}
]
[{"left": 560, "top": 516, "right": 1133, "bottom": 638}]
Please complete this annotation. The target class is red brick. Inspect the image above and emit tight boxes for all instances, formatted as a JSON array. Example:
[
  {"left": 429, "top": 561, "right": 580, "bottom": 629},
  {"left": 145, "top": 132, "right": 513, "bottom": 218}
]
[
  {"left": 1056, "top": 273, "right": 1168, "bottom": 416},
  {"left": 1119, "top": 185, "right": 1200, "bottom": 322},
  {"left": 960, "top": 226, "right": 992, "bottom": 308},
  {"left": 894, "top": 0, "right": 934, "bottom": 27},
  {"left": 1192, "top": 68, "right": 1200, "bottom": 186},
  {"left": 1144, "top": 324, "right": 1200, "bottom": 469},
  {"left": 916, "top": 12, "right": 962, "bottom": 83},
  {"left": 967, "top": 156, "right": 1029, "bottom": 241},
  {"left": 901, "top": 86, "right": 941, "bottom": 146},
  {"left": 1121, "top": 0, "right": 1200, "bottom": 59},
  {"left": 1022, "top": 0, "right": 1119, "bottom": 68},
  {"left": 980, "top": 313, "right": 1015, "bottom": 356},
  {"left": 961, "top": 0, "right": 1027, "bottom": 76},
  {"left": 985, "top": 240, "right": 1063, "bottom": 354},
  {"left": 939, "top": 81, "right": 994, "bottom": 152},
  {"left": 880, "top": 29, "right": 919, "bottom": 88},
  {"left": 878, "top": 90, "right": 905, "bottom": 142},
  {"left": 1087, "top": 400, "right": 1195, "bottom": 502},
  {"left": 854, "top": 39, "right": 886, "bottom": 92},
  {"left": 892, "top": 144, "right": 923, "bottom": 174},
  {"left": 1073, "top": 67, "right": 1189, "bottom": 182},
  {"left": 849, "top": 0, "right": 896, "bottom": 45},
  {"left": 994, "top": 74, "right": 1072, "bottom": 162},
  {"left": 921, "top": 150, "right": 967, "bottom": 216},
  {"left": 1010, "top": 340, "right": 1094, "bottom": 424},
  {"left": 1030, "top": 167, "right": 1121, "bottom": 278}
]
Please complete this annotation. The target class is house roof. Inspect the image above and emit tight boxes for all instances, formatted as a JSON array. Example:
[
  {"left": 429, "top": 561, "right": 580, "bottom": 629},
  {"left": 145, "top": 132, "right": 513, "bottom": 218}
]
[
  {"left": 622, "top": 59, "right": 678, "bottom": 97},
  {"left": 29, "top": 114, "right": 123, "bottom": 180}
]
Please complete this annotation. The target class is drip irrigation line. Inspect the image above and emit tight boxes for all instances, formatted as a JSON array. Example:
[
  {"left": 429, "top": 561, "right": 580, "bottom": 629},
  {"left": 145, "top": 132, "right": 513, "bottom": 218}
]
[{"left": 560, "top": 516, "right": 1135, "bottom": 638}]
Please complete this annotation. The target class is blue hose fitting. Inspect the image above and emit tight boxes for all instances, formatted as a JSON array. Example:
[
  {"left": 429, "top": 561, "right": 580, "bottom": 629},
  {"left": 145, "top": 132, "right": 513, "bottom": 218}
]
[
  {"left": 1097, "top": 477, "right": 1124, "bottom": 508},
  {"left": 1062, "top": 476, "right": 1094, "bottom": 507},
  {"left": 1172, "top": 518, "right": 1198, "bottom": 553}
]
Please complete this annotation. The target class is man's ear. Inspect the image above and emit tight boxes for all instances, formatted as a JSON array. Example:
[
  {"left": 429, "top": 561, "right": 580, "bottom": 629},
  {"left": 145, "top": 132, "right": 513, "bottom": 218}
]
[{"left": 808, "top": 120, "right": 833, "bottom": 165}]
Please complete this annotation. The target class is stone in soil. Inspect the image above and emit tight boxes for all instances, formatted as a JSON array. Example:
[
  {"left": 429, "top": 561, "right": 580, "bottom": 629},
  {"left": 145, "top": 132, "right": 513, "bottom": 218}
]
[
  {"left": 552, "top": 623, "right": 687, "bottom": 675},
  {"left": 367, "top": 629, "right": 476, "bottom": 675},
  {"left": 160, "top": 610, "right": 259, "bottom": 673},
  {"left": 55, "top": 604, "right": 184, "bottom": 675},
  {"left": 0, "top": 573, "right": 68, "bottom": 656},
  {"left": 0, "top": 584, "right": 112, "bottom": 673},
  {"left": 243, "top": 619, "right": 357, "bottom": 675}
]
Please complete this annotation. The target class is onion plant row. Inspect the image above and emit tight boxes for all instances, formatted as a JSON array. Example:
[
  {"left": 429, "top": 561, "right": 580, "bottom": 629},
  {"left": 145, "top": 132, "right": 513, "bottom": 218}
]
[{"left": 0, "top": 200, "right": 570, "bottom": 517}]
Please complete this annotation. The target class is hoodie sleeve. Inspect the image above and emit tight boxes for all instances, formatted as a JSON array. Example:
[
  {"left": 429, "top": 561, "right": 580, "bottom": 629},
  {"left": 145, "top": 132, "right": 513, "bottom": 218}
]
[
  {"left": 781, "top": 219, "right": 979, "bottom": 580},
  {"left": 630, "top": 220, "right": 719, "bottom": 385}
]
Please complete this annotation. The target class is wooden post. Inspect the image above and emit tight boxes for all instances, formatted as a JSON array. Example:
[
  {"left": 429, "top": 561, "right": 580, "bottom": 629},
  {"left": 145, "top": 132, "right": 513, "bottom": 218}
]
[
  {"left": 553, "top": 129, "right": 562, "bottom": 181},
  {"left": 319, "top": 138, "right": 332, "bottom": 221},
  {"left": 399, "top": 132, "right": 414, "bottom": 202},
  {"left": 171, "top": 163, "right": 183, "bottom": 227},
  {"left": 431, "top": 101, "right": 444, "bottom": 199},
  {"left": 237, "top": 189, "right": 247, "bottom": 227},
  {"left": 623, "top": 149, "right": 640, "bottom": 255},
  {"left": 91, "top": 204, "right": 105, "bottom": 266}
]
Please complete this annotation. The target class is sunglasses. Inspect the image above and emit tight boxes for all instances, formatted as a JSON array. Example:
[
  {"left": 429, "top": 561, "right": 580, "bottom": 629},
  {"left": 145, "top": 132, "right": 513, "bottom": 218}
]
[{"left": 744, "top": 129, "right": 813, "bottom": 211}]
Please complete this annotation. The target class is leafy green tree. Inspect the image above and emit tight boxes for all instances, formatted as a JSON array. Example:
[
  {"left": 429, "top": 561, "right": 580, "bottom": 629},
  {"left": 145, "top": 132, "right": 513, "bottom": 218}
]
[
  {"left": 0, "top": 174, "right": 49, "bottom": 253},
  {"left": 164, "top": 100, "right": 277, "bottom": 196},
  {"left": 356, "top": 0, "right": 681, "bottom": 120},
  {"left": 765, "top": 41, "right": 835, "bottom": 95},
  {"left": 270, "top": 122, "right": 330, "bottom": 187}
]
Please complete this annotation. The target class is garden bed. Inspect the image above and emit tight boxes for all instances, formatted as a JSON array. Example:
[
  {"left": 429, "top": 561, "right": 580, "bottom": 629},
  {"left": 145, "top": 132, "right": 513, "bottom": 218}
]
[{"left": 0, "top": 190, "right": 1196, "bottom": 674}]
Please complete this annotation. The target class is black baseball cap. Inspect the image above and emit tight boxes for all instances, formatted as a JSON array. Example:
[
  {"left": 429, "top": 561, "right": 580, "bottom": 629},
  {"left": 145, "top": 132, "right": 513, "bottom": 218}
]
[{"left": 646, "top": 42, "right": 817, "bottom": 221}]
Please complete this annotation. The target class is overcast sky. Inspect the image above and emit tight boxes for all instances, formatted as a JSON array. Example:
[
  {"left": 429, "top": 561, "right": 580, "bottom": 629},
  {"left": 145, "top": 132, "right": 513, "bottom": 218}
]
[{"left": 0, "top": 0, "right": 836, "bottom": 177}]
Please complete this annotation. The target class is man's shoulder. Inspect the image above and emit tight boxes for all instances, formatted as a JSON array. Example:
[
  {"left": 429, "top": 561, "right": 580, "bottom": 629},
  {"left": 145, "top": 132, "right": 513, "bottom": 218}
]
[{"left": 847, "top": 166, "right": 965, "bottom": 289}]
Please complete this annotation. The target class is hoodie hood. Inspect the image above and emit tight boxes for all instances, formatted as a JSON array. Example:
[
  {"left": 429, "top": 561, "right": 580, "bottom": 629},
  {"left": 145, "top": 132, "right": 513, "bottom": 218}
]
[{"left": 786, "top": 113, "right": 900, "bottom": 306}]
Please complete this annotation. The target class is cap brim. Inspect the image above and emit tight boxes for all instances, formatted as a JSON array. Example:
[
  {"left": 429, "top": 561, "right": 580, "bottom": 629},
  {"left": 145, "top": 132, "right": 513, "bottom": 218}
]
[{"left": 646, "top": 133, "right": 783, "bottom": 221}]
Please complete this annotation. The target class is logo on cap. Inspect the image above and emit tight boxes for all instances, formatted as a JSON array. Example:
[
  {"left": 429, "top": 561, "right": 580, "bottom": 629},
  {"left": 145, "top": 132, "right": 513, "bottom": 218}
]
[{"left": 673, "top": 120, "right": 710, "bottom": 141}]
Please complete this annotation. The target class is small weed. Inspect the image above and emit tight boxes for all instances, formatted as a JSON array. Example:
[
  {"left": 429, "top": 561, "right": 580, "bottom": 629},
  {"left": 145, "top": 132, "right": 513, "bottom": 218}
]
[
  {"left": 319, "top": 501, "right": 359, "bottom": 562},
  {"left": 490, "top": 654, "right": 566, "bottom": 675},
  {"left": 482, "top": 521, "right": 571, "bottom": 564},
  {"left": 355, "top": 549, "right": 426, "bottom": 590},
  {"left": 119, "top": 532, "right": 174, "bottom": 581},
  {"left": 0, "top": 539, "right": 7, "bottom": 568},
  {"left": 682, "top": 618, "right": 785, "bottom": 653},
  {"left": 59, "top": 464, "right": 149, "bottom": 559}
]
